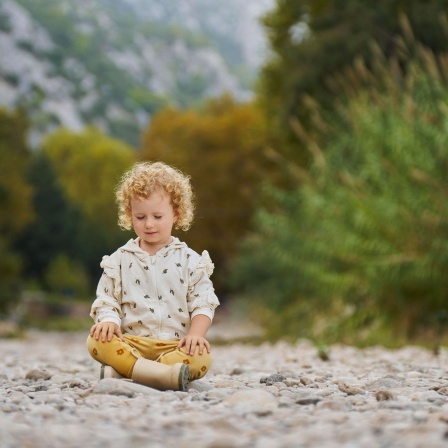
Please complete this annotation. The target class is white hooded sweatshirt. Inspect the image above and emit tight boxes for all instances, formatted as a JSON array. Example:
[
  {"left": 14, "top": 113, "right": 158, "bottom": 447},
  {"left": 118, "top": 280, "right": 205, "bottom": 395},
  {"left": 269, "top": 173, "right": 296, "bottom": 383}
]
[{"left": 90, "top": 237, "right": 220, "bottom": 340}]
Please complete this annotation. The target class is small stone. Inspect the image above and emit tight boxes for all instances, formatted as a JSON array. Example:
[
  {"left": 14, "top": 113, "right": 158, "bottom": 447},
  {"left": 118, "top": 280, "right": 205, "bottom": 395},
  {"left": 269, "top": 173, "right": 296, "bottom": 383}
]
[
  {"left": 191, "top": 395, "right": 209, "bottom": 402},
  {"left": 413, "top": 410, "right": 428, "bottom": 422},
  {"left": 317, "top": 399, "right": 351, "bottom": 411},
  {"left": 25, "top": 369, "right": 52, "bottom": 381},
  {"left": 429, "top": 385, "right": 444, "bottom": 391},
  {"left": 300, "top": 377, "right": 313, "bottom": 386},
  {"left": 187, "top": 379, "right": 213, "bottom": 392},
  {"left": 223, "top": 390, "right": 278, "bottom": 408},
  {"left": 440, "top": 404, "right": 448, "bottom": 423},
  {"left": 260, "top": 374, "right": 287, "bottom": 384},
  {"left": 407, "top": 371, "right": 423, "bottom": 378},
  {"left": 437, "top": 387, "right": 448, "bottom": 396},
  {"left": 338, "top": 381, "right": 364, "bottom": 395},
  {"left": 68, "top": 379, "right": 89, "bottom": 389},
  {"left": 296, "top": 396, "right": 321, "bottom": 405},
  {"left": 375, "top": 390, "right": 396, "bottom": 401},
  {"left": 230, "top": 367, "right": 246, "bottom": 375},
  {"left": 314, "top": 376, "right": 326, "bottom": 383},
  {"left": 92, "top": 378, "right": 165, "bottom": 398},
  {"left": 366, "top": 377, "right": 402, "bottom": 391}
]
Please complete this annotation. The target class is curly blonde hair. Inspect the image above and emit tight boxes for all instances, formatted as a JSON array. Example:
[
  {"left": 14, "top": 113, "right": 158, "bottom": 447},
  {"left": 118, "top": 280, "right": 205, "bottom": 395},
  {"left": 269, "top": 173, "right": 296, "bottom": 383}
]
[{"left": 116, "top": 161, "right": 195, "bottom": 231}]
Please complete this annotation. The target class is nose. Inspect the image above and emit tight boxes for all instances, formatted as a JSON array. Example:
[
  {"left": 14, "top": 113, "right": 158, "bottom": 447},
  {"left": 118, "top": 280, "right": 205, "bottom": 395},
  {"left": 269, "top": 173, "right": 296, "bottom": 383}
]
[{"left": 145, "top": 218, "right": 154, "bottom": 229}]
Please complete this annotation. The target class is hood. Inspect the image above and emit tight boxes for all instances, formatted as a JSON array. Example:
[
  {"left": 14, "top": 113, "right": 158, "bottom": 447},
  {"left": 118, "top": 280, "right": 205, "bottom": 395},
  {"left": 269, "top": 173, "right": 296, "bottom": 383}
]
[{"left": 120, "top": 237, "right": 187, "bottom": 261}]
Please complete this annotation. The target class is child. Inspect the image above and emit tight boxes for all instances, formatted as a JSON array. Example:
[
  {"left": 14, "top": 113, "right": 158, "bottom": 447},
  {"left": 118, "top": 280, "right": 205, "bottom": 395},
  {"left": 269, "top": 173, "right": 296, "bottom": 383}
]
[{"left": 86, "top": 161, "right": 220, "bottom": 391}]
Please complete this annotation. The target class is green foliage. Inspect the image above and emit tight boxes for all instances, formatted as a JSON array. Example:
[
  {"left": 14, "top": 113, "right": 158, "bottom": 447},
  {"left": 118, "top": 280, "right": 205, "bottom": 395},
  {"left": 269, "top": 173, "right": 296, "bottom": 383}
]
[
  {"left": 45, "top": 254, "right": 90, "bottom": 297},
  {"left": 15, "top": 152, "right": 82, "bottom": 280},
  {"left": 41, "top": 127, "right": 135, "bottom": 280},
  {"left": 259, "top": 0, "right": 448, "bottom": 165},
  {"left": 0, "top": 108, "right": 33, "bottom": 315},
  {"left": 141, "top": 95, "right": 274, "bottom": 292},
  {"left": 0, "top": 239, "right": 22, "bottom": 316},
  {"left": 0, "top": 108, "right": 33, "bottom": 236},
  {"left": 16, "top": 127, "right": 135, "bottom": 295},
  {"left": 42, "top": 127, "right": 135, "bottom": 226},
  {"left": 232, "top": 49, "right": 448, "bottom": 345}
]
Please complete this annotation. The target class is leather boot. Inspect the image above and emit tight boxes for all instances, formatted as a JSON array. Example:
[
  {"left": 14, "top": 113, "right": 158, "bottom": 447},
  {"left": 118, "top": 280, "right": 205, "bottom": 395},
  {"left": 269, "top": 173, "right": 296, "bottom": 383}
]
[{"left": 131, "top": 358, "right": 190, "bottom": 391}]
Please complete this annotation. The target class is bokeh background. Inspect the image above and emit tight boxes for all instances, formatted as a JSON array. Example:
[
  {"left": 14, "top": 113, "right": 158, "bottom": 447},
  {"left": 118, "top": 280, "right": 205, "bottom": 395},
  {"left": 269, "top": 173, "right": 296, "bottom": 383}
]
[{"left": 1, "top": 0, "right": 447, "bottom": 347}]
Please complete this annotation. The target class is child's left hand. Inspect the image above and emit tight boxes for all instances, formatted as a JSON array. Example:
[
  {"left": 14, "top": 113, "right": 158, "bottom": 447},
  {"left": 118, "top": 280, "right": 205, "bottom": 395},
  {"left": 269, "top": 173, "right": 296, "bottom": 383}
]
[{"left": 177, "top": 334, "right": 211, "bottom": 356}]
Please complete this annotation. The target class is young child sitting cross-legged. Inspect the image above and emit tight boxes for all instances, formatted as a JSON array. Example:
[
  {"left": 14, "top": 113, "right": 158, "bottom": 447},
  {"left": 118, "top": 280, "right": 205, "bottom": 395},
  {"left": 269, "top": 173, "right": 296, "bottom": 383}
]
[{"left": 86, "top": 161, "right": 220, "bottom": 391}]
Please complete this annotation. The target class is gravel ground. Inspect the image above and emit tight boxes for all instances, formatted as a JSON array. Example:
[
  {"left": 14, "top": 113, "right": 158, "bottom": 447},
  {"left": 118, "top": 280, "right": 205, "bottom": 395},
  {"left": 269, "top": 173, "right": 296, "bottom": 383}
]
[{"left": 1, "top": 327, "right": 448, "bottom": 448}]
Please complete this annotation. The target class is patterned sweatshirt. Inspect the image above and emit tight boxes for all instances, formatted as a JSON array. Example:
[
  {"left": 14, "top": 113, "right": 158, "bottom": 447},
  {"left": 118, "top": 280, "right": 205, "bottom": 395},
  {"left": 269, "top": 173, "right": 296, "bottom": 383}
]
[{"left": 90, "top": 237, "right": 220, "bottom": 340}]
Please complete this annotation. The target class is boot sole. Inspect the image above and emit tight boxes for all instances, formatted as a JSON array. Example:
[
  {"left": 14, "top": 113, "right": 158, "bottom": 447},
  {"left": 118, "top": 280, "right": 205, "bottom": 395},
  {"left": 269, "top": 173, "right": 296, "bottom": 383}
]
[{"left": 178, "top": 364, "right": 190, "bottom": 391}]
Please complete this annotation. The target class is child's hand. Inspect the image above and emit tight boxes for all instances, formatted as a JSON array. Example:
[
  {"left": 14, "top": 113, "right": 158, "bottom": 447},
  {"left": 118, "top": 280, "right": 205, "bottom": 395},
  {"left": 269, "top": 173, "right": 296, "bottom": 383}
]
[
  {"left": 177, "top": 334, "right": 211, "bottom": 356},
  {"left": 90, "top": 322, "right": 125, "bottom": 343}
]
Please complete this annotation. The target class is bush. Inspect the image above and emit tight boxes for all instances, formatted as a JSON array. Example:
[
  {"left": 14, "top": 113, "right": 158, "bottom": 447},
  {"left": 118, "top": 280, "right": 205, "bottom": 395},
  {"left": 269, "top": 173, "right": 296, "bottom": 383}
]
[
  {"left": 231, "top": 47, "right": 448, "bottom": 346},
  {"left": 45, "top": 254, "right": 90, "bottom": 298}
]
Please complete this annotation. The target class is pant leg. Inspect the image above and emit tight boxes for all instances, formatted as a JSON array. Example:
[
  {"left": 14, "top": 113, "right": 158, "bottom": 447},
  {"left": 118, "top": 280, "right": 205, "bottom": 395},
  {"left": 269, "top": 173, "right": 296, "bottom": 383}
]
[
  {"left": 87, "top": 334, "right": 212, "bottom": 381},
  {"left": 86, "top": 334, "right": 141, "bottom": 378},
  {"left": 110, "top": 336, "right": 212, "bottom": 379},
  {"left": 155, "top": 341, "right": 212, "bottom": 381}
]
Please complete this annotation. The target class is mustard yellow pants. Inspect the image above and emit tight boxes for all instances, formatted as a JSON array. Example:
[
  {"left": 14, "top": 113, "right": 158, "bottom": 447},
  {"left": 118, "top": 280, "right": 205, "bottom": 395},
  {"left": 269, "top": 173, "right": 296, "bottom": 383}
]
[{"left": 86, "top": 334, "right": 212, "bottom": 381}]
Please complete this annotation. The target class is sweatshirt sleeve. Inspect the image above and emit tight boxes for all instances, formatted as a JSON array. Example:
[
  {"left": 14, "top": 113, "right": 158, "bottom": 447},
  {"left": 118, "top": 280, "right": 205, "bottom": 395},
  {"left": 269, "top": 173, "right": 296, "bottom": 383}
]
[
  {"left": 187, "top": 250, "right": 220, "bottom": 321},
  {"left": 89, "top": 255, "right": 122, "bottom": 327}
]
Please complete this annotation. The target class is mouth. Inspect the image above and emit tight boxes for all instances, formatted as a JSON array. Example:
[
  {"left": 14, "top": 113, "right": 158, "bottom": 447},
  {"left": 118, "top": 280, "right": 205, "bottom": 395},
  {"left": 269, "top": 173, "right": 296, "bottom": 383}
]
[{"left": 145, "top": 232, "right": 157, "bottom": 235}]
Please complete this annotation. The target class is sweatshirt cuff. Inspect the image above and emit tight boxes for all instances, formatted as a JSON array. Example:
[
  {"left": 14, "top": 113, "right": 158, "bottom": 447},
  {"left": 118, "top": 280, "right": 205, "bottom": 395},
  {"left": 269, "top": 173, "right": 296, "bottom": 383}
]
[
  {"left": 191, "top": 308, "right": 214, "bottom": 322},
  {"left": 98, "top": 316, "right": 121, "bottom": 327}
]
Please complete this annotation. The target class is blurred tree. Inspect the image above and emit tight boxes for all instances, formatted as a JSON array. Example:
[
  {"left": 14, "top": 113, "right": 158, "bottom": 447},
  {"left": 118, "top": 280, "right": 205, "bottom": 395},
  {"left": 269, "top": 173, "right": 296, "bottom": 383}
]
[
  {"left": 15, "top": 152, "right": 82, "bottom": 281},
  {"left": 0, "top": 108, "right": 33, "bottom": 234},
  {"left": 41, "top": 127, "right": 135, "bottom": 282},
  {"left": 45, "top": 254, "right": 90, "bottom": 298},
  {"left": 0, "top": 108, "right": 33, "bottom": 314},
  {"left": 232, "top": 46, "right": 448, "bottom": 344},
  {"left": 141, "top": 95, "right": 272, "bottom": 292},
  {"left": 260, "top": 0, "right": 448, "bottom": 166}
]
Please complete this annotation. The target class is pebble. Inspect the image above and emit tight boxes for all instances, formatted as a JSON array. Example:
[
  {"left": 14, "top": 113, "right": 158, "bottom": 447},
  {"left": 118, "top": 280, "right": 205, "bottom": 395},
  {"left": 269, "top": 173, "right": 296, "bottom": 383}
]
[
  {"left": 375, "top": 390, "right": 396, "bottom": 401},
  {"left": 260, "top": 373, "right": 287, "bottom": 384},
  {"left": 0, "top": 331, "right": 447, "bottom": 447},
  {"left": 25, "top": 368, "right": 52, "bottom": 381},
  {"left": 223, "top": 389, "right": 277, "bottom": 408}
]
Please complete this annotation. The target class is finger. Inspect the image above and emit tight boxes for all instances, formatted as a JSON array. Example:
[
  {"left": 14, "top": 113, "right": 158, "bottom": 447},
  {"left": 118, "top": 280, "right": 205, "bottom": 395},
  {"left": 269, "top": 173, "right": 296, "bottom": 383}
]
[
  {"left": 177, "top": 337, "right": 186, "bottom": 349},
  {"left": 116, "top": 328, "right": 125, "bottom": 342},
  {"left": 198, "top": 339, "right": 204, "bottom": 355},
  {"left": 107, "top": 325, "right": 114, "bottom": 341},
  {"left": 190, "top": 339, "right": 198, "bottom": 356},
  {"left": 101, "top": 326, "right": 109, "bottom": 342},
  {"left": 94, "top": 326, "right": 101, "bottom": 340},
  {"left": 89, "top": 325, "right": 96, "bottom": 336},
  {"left": 186, "top": 339, "right": 193, "bottom": 356},
  {"left": 204, "top": 339, "right": 211, "bottom": 353}
]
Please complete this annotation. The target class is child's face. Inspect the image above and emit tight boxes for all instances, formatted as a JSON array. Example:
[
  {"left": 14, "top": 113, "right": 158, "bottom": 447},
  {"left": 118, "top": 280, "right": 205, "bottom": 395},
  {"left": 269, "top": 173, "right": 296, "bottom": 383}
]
[{"left": 131, "top": 190, "right": 178, "bottom": 254}]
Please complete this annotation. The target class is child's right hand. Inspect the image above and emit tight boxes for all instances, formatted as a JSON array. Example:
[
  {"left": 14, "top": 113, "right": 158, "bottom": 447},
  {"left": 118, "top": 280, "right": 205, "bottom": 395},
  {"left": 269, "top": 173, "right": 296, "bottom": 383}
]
[{"left": 89, "top": 322, "right": 125, "bottom": 343}]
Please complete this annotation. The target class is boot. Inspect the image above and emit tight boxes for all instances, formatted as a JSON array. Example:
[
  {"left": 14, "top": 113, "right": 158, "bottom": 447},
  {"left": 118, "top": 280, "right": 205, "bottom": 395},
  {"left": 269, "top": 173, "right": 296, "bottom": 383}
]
[
  {"left": 131, "top": 358, "right": 190, "bottom": 391},
  {"left": 100, "top": 364, "right": 124, "bottom": 380}
]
